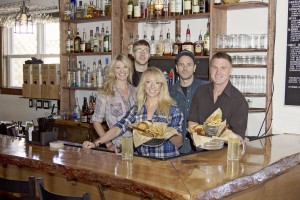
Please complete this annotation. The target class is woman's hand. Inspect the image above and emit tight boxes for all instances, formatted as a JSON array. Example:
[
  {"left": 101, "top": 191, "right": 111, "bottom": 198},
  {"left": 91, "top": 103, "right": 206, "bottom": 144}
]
[{"left": 82, "top": 141, "right": 96, "bottom": 149}]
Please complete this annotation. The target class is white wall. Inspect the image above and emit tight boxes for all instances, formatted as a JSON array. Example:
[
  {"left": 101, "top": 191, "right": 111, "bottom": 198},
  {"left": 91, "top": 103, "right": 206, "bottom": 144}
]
[{"left": 0, "top": 0, "right": 299, "bottom": 134}]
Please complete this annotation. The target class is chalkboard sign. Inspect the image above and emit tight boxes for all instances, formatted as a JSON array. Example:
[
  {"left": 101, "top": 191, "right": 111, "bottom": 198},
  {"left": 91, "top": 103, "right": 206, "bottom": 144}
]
[{"left": 285, "top": 0, "right": 300, "bottom": 105}]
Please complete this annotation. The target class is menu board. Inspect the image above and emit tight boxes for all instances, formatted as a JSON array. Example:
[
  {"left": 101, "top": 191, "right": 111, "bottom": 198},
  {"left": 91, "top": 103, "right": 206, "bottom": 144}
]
[{"left": 285, "top": 0, "right": 300, "bottom": 105}]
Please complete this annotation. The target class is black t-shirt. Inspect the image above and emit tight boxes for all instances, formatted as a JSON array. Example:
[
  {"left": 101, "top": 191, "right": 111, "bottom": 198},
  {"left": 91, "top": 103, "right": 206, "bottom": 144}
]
[
  {"left": 132, "top": 68, "right": 143, "bottom": 87},
  {"left": 180, "top": 86, "right": 188, "bottom": 97}
]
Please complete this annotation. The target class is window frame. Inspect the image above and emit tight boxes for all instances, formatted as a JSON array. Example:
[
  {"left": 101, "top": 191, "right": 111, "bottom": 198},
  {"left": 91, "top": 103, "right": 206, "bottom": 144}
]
[{"left": 1, "top": 19, "right": 60, "bottom": 95}]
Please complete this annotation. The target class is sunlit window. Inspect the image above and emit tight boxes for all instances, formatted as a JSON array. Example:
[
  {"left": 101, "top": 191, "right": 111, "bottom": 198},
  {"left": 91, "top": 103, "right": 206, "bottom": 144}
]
[{"left": 5, "top": 20, "right": 60, "bottom": 88}]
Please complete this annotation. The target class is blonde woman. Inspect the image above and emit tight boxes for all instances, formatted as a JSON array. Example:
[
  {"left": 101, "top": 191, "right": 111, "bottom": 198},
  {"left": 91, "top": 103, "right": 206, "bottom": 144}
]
[
  {"left": 83, "top": 54, "right": 136, "bottom": 151},
  {"left": 84, "top": 67, "right": 183, "bottom": 159}
]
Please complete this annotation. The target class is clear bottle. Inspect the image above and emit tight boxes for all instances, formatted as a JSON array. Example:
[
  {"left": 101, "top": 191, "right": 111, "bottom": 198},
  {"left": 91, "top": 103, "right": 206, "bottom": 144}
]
[
  {"left": 81, "top": 61, "right": 87, "bottom": 87},
  {"left": 92, "top": 59, "right": 97, "bottom": 87},
  {"left": 66, "top": 26, "right": 71, "bottom": 53},
  {"left": 104, "top": 58, "right": 109, "bottom": 78},
  {"left": 204, "top": 19, "right": 210, "bottom": 56},
  {"left": 94, "top": 27, "right": 100, "bottom": 52},
  {"left": 71, "top": 58, "right": 76, "bottom": 87},
  {"left": 67, "top": 57, "right": 72, "bottom": 87},
  {"left": 74, "top": 98, "right": 81, "bottom": 122},
  {"left": 134, "top": 0, "right": 141, "bottom": 18},
  {"left": 101, "top": 0, "right": 106, "bottom": 16},
  {"left": 75, "top": 1, "right": 84, "bottom": 19},
  {"left": 83, "top": 3, "right": 89, "bottom": 18},
  {"left": 184, "top": 0, "right": 192, "bottom": 15},
  {"left": 143, "top": 30, "right": 150, "bottom": 43},
  {"left": 127, "top": 0, "right": 134, "bottom": 19},
  {"left": 175, "top": 0, "right": 182, "bottom": 16},
  {"left": 96, "top": 59, "right": 103, "bottom": 88},
  {"left": 86, "top": 66, "right": 92, "bottom": 87},
  {"left": 75, "top": 61, "right": 81, "bottom": 87},
  {"left": 103, "top": 26, "right": 109, "bottom": 52},
  {"left": 173, "top": 34, "right": 182, "bottom": 56},
  {"left": 74, "top": 31, "right": 82, "bottom": 53},
  {"left": 128, "top": 33, "right": 134, "bottom": 58},
  {"left": 194, "top": 31, "right": 204, "bottom": 56},
  {"left": 99, "top": 24, "right": 105, "bottom": 52},
  {"left": 192, "top": 0, "right": 200, "bottom": 14},
  {"left": 80, "top": 29, "right": 86, "bottom": 53},
  {"left": 163, "top": 29, "right": 173, "bottom": 56},
  {"left": 64, "top": 1, "right": 72, "bottom": 20},
  {"left": 150, "top": 31, "right": 156, "bottom": 56},
  {"left": 77, "top": 61, "right": 83, "bottom": 87},
  {"left": 134, "top": 34, "right": 140, "bottom": 43},
  {"left": 182, "top": 24, "right": 194, "bottom": 53},
  {"left": 169, "top": 0, "right": 176, "bottom": 16},
  {"left": 156, "top": 30, "right": 164, "bottom": 56}
]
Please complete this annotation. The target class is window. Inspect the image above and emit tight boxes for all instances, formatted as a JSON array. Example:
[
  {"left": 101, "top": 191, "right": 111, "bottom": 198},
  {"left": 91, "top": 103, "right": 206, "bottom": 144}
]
[{"left": 2, "top": 19, "right": 60, "bottom": 89}]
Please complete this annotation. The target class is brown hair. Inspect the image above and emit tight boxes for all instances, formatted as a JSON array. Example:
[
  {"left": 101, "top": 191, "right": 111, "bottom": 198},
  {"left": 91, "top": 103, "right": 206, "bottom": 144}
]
[
  {"left": 210, "top": 52, "right": 232, "bottom": 66},
  {"left": 133, "top": 39, "right": 150, "bottom": 49}
]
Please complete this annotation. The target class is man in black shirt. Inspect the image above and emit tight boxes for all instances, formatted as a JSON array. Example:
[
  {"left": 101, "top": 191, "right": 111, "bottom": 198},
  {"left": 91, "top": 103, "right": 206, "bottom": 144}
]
[
  {"left": 131, "top": 40, "right": 150, "bottom": 87},
  {"left": 188, "top": 52, "right": 249, "bottom": 138}
]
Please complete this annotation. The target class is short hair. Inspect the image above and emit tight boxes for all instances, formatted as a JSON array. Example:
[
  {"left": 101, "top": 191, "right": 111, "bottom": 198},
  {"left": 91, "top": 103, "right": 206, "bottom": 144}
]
[
  {"left": 133, "top": 39, "right": 150, "bottom": 49},
  {"left": 210, "top": 52, "right": 232, "bottom": 66},
  {"left": 100, "top": 54, "right": 133, "bottom": 97}
]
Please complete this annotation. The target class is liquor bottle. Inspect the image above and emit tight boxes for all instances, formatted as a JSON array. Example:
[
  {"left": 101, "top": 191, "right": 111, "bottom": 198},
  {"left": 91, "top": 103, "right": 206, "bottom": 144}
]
[
  {"left": 81, "top": 61, "right": 87, "bottom": 87},
  {"left": 148, "top": 0, "right": 154, "bottom": 18},
  {"left": 163, "top": 29, "right": 173, "bottom": 56},
  {"left": 205, "top": 0, "right": 209, "bottom": 12},
  {"left": 175, "top": 0, "right": 182, "bottom": 16},
  {"left": 86, "top": 66, "right": 92, "bottom": 87},
  {"left": 134, "top": 34, "right": 140, "bottom": 42},
  {"left": 105, "top": 0, "right": 112, "bottom": 16},
  {"left": 77, "top": 61, "right": 82, "bottom": 87},
  {"left": 81, "top": 97, "right": 88, "bottom": 123},
  {"left": 163, "top": 0, "right": 169, "bottom": 17},
  {"left": 104, "top": 58, "right": 109, "bottom": 78},
  {"left": 94, "top": 27, "right": 100, "bottom": 52},
  {"left": 128, "top": 33, "right": 134, "bottom": 58},
  {"left": 99, "top": 24, "right": 105, "bottom": 52},
  {"left": 88, "top": 94, "right": 95, "bottom": 123},
  {"left": 92, "top": 59, "right": 97, "bottom": 87},
  {"left": 83, "top": 3, "right": 88, "bottom": 18},
  {"left": 204, "top": 19, "right": 210, "bottom": 56},
  {"left": 87, "top": 0, "right": 95, "bottom": 18},
  {"left": 94, "top": 0, "right": 101, "bottom": 17},
  {"left": 74, "top": 31, "right": 82, "bottom": 53},
  {"left": 173, "top": 34, "right": 182, "bottom": 55},
  {"left": 71, "top": 58, "right": 76, "bottom": 87},
  {"left": 140, "top": 0, "right": 146, "bottom": 18},
  {"left": 134, "top": 0, "right": 141, "bottom": 18},
  {"left": 73, "top": 98, "right": 81, "bottom": 122},
  {"left": 64, "top": 1, "right": 72, "bottom": 20},
  {"left": 67, "top": 57, "right": 72, "bottom": 87},
  {"left": 182, "top": 24, "right": 194, "bottom": 53},
  {"left": 96, "top": 59, "right": 103, "bottom": 88},
  {"left": 184, "top": 0, "right": 192, "bottom": 15},
  {"left": 101, "top": 0, "right": 106, "bottom": 16},
  {"left": 169, "top": 0, "right": 176, "bottom": 16},
  {"left": 70, "top": 29, "right": 75, "bottom": 53},
  {"left": 194, "top": 31, "right": 204, "bottom": 56},
  {"left": 127, "top": 0, "right": 134, "bottom": 19},
  {"left": 143, "top": 30, "right": 149, "bottom": 43},
  {"left": 199, "top": 0, "right": 205, "bottom": 13},
  {"left": 70, "top": 0, "right": 76, "bottom": 19},
  {"left": 192, "top": 0, "right": 200, "bottom": 14},
  {"left": 156, "top": 30, "right": 164, "bottom": 56},
  {"left": 103, "top": 27, "right": 109, "bottom": 52},
  {"left": 108, "top": 32, "right": 112, "bottom": 52},
  {"left": 150, "top": 31, "right": 156, "bottom": 56},
  {"left": 66, "top": 26, "right": 71, "bottom": 53},
  {"left": 75, "top": 1, "right": 84, "bottom": 19},
  {"left": 80, "top": 29, "right": 86, "bottom": 53},
  {"left": 215, "top": 0, "right": 221, "bottom": 5},
  {"left": 85, "top": 30, "right": 94, "bottom": 52}
]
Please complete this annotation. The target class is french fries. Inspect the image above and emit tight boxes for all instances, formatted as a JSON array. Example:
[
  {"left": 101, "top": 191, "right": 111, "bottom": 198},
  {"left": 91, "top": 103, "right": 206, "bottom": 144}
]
[{"left": 133, "top": 122, "right": 166, "bottom": 138}]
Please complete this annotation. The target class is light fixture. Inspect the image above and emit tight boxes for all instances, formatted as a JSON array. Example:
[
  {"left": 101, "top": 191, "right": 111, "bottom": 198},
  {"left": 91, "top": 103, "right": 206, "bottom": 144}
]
[
  {"left": 146, "top": 0, "right": 170, "bottom": 24},
  {"left": 14, "top": 0, "right": 33, "bottom": 34}
]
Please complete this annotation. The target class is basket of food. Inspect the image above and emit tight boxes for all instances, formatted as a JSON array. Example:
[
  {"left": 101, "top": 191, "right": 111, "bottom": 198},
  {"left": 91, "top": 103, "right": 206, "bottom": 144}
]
[{"left": 223, "top": 0, "right": 240, "bottom": 4}]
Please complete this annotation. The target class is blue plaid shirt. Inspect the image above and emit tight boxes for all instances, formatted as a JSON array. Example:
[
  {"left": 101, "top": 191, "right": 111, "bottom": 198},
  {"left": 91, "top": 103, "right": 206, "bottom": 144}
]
[{"left": 115, "top": 104, "right": 183, "bottom": 159}]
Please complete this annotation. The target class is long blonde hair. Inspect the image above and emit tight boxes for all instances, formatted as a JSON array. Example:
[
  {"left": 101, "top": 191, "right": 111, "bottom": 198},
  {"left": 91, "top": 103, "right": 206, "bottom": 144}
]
[
  {"left": 99, "top": 54, "right": 133, "bottom": 97},
  {"left": 136, "top": 67, "right": 175, "bottom": 118}
]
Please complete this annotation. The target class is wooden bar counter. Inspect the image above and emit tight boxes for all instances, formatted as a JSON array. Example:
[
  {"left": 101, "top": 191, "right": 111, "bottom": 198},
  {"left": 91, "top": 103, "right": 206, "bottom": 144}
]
[{"left": 0, "top": 133, "right": 299, "bottom": 200}]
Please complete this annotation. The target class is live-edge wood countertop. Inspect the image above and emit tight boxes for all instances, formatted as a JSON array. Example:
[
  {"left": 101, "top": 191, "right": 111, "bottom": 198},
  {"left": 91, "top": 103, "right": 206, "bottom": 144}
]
[{"left": 0, "top": 134, "right": 299, "bottom": 200}]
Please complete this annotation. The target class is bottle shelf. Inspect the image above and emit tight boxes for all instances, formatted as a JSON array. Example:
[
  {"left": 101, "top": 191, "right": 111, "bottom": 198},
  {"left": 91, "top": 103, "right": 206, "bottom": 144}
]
[
  {"left": 232, "top": 64, "right": 267, "bottom": 68},
  {"left": 214, "top": 2, "right": 268, "bottom": 10},
  {"left": 62, "top": 52, "right": 112, "bottom": 56},
  {"left": 62, "top": 16, "right": 111, "bottom": 23},
  {"left": 124, "top": 12, "right": 210, "bottom": 23},
  {"left": 213, "top": 48, "right": 267, "bottom": 53},
  {"left": 243, "top": 93, "right": 266, "bottom": 97},
  {"left": 62, "top": 87, "right": 98, "bottom": 91},
  {"left": 149, "top": 55, "right": 209, "bottom": 60},
  {"left": 249, "top": 108, "right": 266, "bottom": 113}
]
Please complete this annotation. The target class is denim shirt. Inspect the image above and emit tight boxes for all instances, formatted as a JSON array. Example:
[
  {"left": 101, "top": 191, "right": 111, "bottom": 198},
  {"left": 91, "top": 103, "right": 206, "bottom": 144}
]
[{"left": 169, "top": 78, "right": 209, "bottom": 154}]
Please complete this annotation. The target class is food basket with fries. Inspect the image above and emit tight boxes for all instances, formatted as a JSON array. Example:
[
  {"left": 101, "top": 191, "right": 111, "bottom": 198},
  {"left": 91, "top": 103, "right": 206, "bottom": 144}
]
[
  {"left": 129, "top": 121, "right": 179, "bottom": 147},
  {"left": 188, "top": 108, "right": 243, "bottom": 150}
]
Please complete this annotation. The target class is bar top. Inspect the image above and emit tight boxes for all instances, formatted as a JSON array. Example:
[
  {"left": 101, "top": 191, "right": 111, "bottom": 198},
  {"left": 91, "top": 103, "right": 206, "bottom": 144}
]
[{"left": 0, "top": 134, "right": 300, "bottom": 199}]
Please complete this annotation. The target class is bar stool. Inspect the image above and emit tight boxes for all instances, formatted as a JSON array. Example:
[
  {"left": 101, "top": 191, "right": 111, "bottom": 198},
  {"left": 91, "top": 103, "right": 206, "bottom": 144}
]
[
  {"left": 0, "top": 176, "right": 36, "bottom": 200},
  {"left": 37, "top": 178, "right": 90, "bottom": 200}
]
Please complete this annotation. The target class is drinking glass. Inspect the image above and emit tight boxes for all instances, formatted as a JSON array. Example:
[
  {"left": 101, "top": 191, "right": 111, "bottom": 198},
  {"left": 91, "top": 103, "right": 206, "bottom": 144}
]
[
  {"left": 115, "top": 133, "right": 133, "bottom": 161},
  {"left": 227, "top": 137, "right": 246, "bottom": 161}
]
